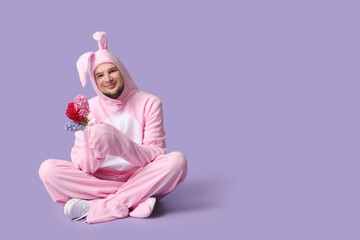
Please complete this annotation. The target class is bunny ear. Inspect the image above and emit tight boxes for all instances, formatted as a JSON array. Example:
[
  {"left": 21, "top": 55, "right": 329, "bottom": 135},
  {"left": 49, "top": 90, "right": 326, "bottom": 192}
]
[
  {"left": 76, "top": 52, "right": 94, "bottom": 87},
  {"left": 93, "top": 31, "right": 108, "bottom": 50}
]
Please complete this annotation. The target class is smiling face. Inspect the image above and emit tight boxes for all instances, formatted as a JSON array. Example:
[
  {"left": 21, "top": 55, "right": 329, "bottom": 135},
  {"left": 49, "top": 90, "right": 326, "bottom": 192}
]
[{"left": 94, "top": 62, "right": 124, "bottom": 99}]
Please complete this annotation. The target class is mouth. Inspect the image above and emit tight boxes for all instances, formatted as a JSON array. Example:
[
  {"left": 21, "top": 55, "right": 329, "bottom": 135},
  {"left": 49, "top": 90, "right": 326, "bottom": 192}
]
[{"left": 106, "top": 83, "right": 116, "bottom": 89}]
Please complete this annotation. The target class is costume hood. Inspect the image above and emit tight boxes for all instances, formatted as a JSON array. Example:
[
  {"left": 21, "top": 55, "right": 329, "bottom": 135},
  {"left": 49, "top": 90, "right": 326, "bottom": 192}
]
[{"left": 76, "top": 31, "right": 139, "bottom": 105}]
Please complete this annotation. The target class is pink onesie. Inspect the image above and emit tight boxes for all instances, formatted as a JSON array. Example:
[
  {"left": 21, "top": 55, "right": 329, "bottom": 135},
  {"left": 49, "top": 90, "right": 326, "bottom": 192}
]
[{"left": 38, "top": 32, "right": 187, "bottom": 224}]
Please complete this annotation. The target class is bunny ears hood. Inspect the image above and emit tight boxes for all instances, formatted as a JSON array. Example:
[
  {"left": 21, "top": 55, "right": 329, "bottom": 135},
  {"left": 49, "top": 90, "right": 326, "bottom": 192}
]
[{"left": 76, "top": 31, "right": 139, "bottom": 105}]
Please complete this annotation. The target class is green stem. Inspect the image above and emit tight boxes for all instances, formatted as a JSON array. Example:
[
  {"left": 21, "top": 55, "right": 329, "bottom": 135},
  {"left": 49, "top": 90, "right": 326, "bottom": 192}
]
[{"left": 81, "top": 117, "right": 89, "bottom": 125}]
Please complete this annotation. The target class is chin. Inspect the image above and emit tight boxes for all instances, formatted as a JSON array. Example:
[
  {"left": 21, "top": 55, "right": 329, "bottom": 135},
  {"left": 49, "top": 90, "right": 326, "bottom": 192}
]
[
  {"left": 105, "top": 90, "right": 122, "bottom": 99},
  {"left": 105, "top": 93, "right": 118, "bottom": 99}
]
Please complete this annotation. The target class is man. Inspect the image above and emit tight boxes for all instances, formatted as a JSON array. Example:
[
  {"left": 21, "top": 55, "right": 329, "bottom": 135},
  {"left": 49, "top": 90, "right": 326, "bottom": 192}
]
[{"left": 39, "top": 31, "right": 187, "bottom": 224}]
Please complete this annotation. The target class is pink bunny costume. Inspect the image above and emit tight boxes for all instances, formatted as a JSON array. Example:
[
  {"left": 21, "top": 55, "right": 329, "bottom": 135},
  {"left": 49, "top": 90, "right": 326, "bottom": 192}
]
[{"left": 39, "top": 32, "right": 187, "bottom": 224}]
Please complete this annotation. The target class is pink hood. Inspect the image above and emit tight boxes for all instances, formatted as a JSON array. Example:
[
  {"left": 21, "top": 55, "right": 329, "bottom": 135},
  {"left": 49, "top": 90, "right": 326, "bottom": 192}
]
[{"left": 76, "top": 31, "right": 139, "bottom": 105}]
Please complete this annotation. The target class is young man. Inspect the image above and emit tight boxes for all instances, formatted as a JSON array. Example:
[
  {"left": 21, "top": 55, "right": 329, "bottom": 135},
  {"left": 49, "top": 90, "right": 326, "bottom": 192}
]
[{"left": 39, "top": 32, "right": 187, "bottom": 224}]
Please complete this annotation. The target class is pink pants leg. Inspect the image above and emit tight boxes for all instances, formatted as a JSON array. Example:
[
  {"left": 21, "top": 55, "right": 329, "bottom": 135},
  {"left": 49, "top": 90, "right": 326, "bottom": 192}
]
[{"left": 38, "top": 125, "right": 187, "bottom": 224}]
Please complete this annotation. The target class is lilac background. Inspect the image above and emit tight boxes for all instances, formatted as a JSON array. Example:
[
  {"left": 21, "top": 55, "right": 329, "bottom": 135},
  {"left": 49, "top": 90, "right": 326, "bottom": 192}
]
[{"left": 0, "top": 0, "right": 359, "bottom": 239}]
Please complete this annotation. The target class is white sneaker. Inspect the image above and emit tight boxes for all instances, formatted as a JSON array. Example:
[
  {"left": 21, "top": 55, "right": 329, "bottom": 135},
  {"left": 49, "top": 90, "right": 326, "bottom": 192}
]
[{"left": 64, "top": 199, "right": 92, "bottom": 221}]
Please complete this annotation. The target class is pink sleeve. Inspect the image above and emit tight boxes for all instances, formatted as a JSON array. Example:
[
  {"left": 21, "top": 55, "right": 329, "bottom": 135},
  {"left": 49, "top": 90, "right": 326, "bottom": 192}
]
[
  {"left": 70, "top": 130, "right": 87, "bottom": 170},
  {"left": 142, "top": 97, "right": 167, "bottom": 158},
  {"left": 70, "top": 118, "right": 103, "bottom": 173}
]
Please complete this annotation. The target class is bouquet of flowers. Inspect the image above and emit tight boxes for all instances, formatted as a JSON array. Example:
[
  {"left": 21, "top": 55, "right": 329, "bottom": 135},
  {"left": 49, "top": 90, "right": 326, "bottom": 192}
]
[{"left": 64, "top": 94, "right": 90, "bottom": 131}]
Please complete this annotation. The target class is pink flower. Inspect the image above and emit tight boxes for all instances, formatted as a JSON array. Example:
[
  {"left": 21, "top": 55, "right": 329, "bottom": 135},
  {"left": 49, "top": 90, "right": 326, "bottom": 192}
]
[{"left": 74, "top": 94, "right": 90, "bottom": 118}]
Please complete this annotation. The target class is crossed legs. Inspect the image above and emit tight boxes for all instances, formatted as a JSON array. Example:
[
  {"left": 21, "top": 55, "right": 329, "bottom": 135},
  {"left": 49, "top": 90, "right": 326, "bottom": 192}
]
[{"left": 38, "top": 125, "right": 187, "bottom": 223}]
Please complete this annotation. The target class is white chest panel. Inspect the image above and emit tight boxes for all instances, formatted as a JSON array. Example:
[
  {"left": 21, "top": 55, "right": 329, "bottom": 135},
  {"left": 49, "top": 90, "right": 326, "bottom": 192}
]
[{"left": 100, "top": 112, "right": 143, "bottom": 171}]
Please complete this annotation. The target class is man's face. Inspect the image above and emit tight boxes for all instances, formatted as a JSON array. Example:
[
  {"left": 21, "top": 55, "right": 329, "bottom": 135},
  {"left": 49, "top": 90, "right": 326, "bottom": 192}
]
[{"left": 94, "top": 62, "right": 124, "bottom": 99}]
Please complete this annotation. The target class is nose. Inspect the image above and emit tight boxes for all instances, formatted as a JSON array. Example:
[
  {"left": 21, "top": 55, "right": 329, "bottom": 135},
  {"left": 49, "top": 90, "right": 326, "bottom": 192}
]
[{"left": 104, "top": 73, "right": 113, "bottom": 83}]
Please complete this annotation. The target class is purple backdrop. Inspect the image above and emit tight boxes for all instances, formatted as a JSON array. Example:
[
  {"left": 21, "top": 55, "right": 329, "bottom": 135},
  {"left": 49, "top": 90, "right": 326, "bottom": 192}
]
[{"left": 1, "top": 0, "right": 359, "bottom": 239}]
